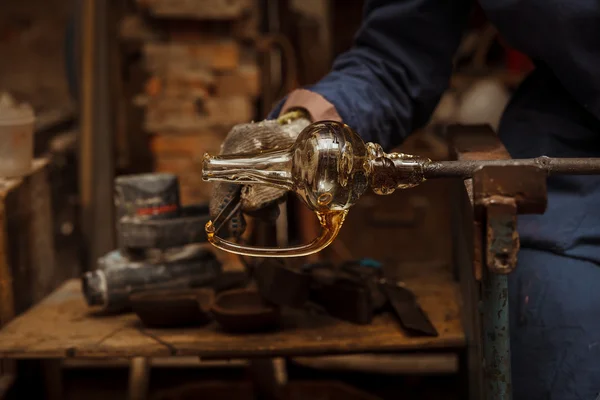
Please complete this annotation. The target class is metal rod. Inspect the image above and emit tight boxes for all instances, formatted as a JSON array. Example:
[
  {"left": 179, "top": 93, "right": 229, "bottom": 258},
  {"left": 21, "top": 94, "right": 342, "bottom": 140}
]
[
  {"left": 423, "top": 157, "right": 600, "bottom": 179},
  {"left": 482, "top": 270, "right": 512, "bottom": 400}
]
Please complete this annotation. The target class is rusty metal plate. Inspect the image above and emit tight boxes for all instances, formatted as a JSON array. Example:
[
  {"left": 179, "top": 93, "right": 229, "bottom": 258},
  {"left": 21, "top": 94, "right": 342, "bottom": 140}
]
[
  {"left": 473, "top": 166, "right": 547, "bottom": 215},
  {"left": 485, "top": 202, "right": 520, "bottom": 274}
]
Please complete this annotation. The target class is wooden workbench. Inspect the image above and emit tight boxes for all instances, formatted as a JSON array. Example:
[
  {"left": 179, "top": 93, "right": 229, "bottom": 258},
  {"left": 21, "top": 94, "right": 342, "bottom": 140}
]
[{"left": 0, "top": 274, "right": 464, "bottom": 360}]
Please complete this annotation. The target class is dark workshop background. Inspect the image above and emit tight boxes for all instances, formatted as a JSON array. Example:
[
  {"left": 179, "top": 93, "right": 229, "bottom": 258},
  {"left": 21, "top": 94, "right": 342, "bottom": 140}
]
[{"left": 0, "top": 0, "right": 530, "bottom": 399}]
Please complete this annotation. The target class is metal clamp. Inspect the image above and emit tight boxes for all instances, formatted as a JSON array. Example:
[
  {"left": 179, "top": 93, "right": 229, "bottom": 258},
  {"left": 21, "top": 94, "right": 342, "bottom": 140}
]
[{"left": 448, "top": 124, "right": 549, "bottom": 400}]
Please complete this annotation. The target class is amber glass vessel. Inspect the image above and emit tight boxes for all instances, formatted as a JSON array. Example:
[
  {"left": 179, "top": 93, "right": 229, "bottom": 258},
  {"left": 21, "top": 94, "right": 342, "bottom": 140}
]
[{"left": 202, "top": 121, "right": 429, "bottom": 257}]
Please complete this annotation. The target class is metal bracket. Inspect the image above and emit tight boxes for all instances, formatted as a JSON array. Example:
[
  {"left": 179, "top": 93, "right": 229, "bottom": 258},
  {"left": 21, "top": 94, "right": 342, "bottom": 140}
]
[
  {"left": 472, "top": 165, "right": 547, "bottom": 275},
  {"left": 485, "top": 200, "right": 519, "bottom": 274},
  {"left": 447, "top": 125, "right": 549, "bottom": 400}
]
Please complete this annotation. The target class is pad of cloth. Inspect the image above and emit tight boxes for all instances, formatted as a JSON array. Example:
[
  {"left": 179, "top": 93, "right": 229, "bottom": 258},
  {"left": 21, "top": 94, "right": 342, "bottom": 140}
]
[{"left": 209, "top": 118, "right": 310, "bottom": 238}]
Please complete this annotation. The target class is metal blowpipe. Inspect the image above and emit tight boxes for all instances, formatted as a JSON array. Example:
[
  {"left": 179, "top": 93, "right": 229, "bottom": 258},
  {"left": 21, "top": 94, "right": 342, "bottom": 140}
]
[{"left": 422, "top": 157, "right": 600, "bottom": 179}]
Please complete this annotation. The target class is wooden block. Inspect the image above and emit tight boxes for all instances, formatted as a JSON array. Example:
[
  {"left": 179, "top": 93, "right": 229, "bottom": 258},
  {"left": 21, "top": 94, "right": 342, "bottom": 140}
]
[
  {"left": 144, "top": 41, "right": 240, "bottom": 71},
  {"left": 149, "top": 131, "right": 226, "bottom": 157},
  {"left": 0, "top": 159, "right": 62, "bottom": 321},
  {"left": 137, "top": 0, "right": 252, "bottom": 20},
  {"left": 145, "top": 96, "right": 254, "bottom": 132}
]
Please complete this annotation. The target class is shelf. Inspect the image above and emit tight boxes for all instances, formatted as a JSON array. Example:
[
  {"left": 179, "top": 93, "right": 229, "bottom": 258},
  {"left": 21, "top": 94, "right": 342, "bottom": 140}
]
[{"left": 0, "top": 274, "right": 464, "bottom": 360}]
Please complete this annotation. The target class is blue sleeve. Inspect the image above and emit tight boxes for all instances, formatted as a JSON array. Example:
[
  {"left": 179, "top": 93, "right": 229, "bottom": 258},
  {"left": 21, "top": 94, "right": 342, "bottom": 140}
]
[{"left": 273, "top": 0, "right": 471, "bottom": 150}]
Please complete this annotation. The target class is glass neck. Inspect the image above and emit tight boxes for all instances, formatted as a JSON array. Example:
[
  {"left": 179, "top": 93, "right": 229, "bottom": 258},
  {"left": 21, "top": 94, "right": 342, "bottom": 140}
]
[{"left": 202, "top": 148, "right": 294, "bottom": 191}]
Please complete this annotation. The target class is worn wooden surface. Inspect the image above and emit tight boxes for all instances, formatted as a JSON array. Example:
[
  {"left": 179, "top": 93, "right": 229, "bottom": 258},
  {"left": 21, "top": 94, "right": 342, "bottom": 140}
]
[
  {"left": 0, "top": 273, "right": 464, "bottom": 360},
  {"left": 0, "top": 159, "right": 61, "bottom": 384},
  {"left": 0, "top": 159, "right": 68, "bottom": 319}
]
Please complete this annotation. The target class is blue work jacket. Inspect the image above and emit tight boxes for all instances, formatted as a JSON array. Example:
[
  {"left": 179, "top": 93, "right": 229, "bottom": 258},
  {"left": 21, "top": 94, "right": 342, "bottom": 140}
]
[
  {"left": 274, "top": 0, "right": 600, "bottom": 265},
  {"left": 272, "top": 1, "right": 600, "bottom": 398}
]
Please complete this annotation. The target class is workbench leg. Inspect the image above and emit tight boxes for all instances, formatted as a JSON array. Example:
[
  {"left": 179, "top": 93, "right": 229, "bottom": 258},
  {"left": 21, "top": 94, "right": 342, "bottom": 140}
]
[
  {"left": 128, "top": 357, "right": 150, "bottom": 400},
  {"left": 248, "top": 358, "right": 287, "bottom": 400},
  {"left": 41, "top": 360, "right": 63, "bottom": 400},
  {"left": 481, "top": 271, "right": 512, "bottom": 400}
]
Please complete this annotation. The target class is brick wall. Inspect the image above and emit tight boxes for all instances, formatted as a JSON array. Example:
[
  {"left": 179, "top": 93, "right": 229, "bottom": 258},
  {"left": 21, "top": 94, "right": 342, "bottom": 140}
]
[{"left": 126, "top": 0, "right": 261, "bottom": 205}]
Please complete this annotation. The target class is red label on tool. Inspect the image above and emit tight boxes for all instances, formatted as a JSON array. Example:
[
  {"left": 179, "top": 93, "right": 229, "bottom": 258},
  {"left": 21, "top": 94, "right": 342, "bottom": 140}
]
[{"left": 136, "top": 204, "right": 178, "bottom": 216}]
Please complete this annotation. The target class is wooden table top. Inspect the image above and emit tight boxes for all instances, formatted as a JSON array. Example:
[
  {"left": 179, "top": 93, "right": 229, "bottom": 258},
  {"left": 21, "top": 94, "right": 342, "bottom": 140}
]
[{"left": 0, "top": 273, "right": 465, "bottom": 360}]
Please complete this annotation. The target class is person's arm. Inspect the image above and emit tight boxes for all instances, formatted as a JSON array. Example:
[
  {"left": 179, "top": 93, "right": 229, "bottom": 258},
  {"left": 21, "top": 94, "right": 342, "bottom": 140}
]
[{"left": 273, "top": 0, "right": 472, "bottom": 150}]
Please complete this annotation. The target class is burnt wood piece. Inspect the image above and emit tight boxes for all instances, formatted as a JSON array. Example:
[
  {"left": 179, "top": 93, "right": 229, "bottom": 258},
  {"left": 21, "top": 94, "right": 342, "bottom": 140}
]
[
  {"left": 82, "top": 248, "right": 221, "bottom": 312},
  {"left": 114, "top": 173, "right": 180, "bottom": 221},
  {"left": 118, "top": 204, "right": 210, "bottom": 250},
  {"left": 309, "top": 267, "right": 373, "bottom": 326},
  {"left": 254, "top": 259, "right": 311, "bottom": 308},
  {"left": 211, "top": 288, "right": 280, "bottom": 333},
  {"left": 130, "top": 288, "right": 214, "bottom": 328}
]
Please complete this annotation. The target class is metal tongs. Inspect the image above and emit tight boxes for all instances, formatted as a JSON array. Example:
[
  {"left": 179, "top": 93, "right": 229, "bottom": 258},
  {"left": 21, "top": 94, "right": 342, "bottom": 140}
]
[{"left": 209, "top": 187, "right": 243, "bottom": 237}]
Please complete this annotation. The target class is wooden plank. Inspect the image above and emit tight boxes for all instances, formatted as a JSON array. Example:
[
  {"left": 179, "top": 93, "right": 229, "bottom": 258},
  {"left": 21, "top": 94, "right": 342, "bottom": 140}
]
[
  {"left": 137, "top": 0, "right": 252, "bottom": 20},
  {"left": 0, "top": 273, "right": 464, "bottom": 359},
  {"left": 292, "top": 353, "right": 459, "bottom": 375},
  {"left": 79, "top": 0, "right": 116, "bottom": 264},
  {"left": 0, "top": 280, "right": 131, "bottom": 358},
  {"left": 91, "top": 0, "right": 117, "bottom": 261},
  {"left": 0, "top": 159, "right": 67, "bottom": 318}
]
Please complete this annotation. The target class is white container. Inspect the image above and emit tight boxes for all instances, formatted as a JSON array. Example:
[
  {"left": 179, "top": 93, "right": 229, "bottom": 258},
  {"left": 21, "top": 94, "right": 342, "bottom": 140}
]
[
  {"left": 0, "top": 93, "right": 35, "bottom": 178},
  {"left": 456, "top": 78, "right": 510, "bottom": 131}
]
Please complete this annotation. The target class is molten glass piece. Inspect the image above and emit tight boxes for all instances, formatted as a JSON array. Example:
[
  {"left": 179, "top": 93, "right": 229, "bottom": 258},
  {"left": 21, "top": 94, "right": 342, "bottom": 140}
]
[{"left": 202, "top": 121, "right": 430, "bottom": 257}]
